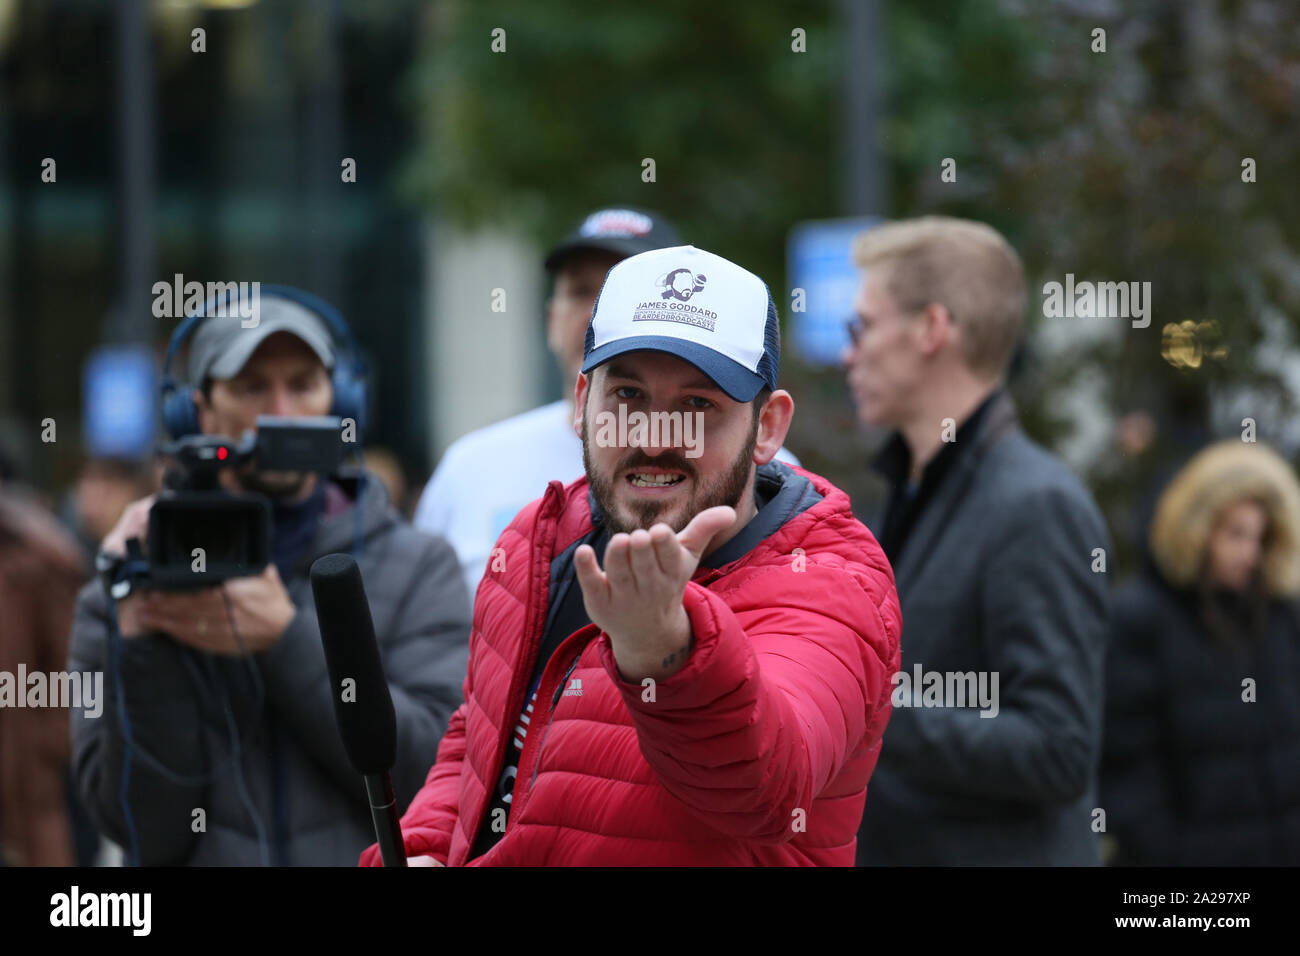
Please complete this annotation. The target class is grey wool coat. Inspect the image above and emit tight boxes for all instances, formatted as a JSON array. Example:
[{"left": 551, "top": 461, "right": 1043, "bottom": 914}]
[
  {"left": 856, "top": 391, "right": 1112, "bottom": 865},
  {"left": 70, "top": 476, "right": 472, "bottom": 865}
]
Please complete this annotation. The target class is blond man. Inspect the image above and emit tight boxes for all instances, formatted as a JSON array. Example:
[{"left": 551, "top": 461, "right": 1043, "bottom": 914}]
[{"left": 844, "top": 216, "right": 1111, "bottom": 865}]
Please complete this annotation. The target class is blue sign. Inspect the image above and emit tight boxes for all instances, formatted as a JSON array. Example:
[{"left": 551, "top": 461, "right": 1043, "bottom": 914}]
[
  {"left": 83, "top": 346, "right": 157, "bottom": 458},
  {"left": 787, "top": 216, "right": 880, "bottom": 365}
]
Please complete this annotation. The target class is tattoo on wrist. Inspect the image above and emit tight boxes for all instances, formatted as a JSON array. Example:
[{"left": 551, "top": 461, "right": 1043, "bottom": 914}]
[{"left": 660, "top": 631, "right": 695, "bottom": 670}]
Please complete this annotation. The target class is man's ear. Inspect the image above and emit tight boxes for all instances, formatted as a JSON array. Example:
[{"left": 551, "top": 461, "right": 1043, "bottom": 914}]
[
  {"left": 191, "top": 387, "right": 212, "bottom": 434},
  {"left": 917, "top": 302, "right": 955, "bottom": 357},
  {"left": 572, "top": 372, "right": 589, "bottom": 438},
  {"left": 545, "top": 295, "right": 563, "bottom": 357},
  {"left": 753, "top": 390, "right": 795, "bottom": 465}
]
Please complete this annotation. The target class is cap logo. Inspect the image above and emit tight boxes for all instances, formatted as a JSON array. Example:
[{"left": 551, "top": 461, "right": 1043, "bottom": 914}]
[
  {"left": 579, "top": 209, "right": 652, "bottom": 238},
  {"left": 658, "top": 268, "right": 707, "bottom": 302},
  {"left": 632, "top": 267, "right": 718, "bottom": 331}
]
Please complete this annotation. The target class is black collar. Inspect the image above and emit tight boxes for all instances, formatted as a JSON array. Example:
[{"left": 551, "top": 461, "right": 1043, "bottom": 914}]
[{"left": 871, "top": 386, "right": 1006, "bottom": 490}]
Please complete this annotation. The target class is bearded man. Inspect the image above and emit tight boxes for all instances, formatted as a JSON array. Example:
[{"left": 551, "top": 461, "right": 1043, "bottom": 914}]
[{"left": 364, "top": 245, "right": 900, "bottom": 866}]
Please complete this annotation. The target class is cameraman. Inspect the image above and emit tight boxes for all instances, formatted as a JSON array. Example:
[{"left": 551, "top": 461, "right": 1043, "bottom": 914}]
[{"left": 69, "top": 294, "right": 472, "bottom": 866}]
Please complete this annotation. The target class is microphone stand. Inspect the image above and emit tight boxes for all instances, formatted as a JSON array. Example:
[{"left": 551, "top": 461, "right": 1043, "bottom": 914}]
[{"left": 365, "top": 772, "right": 407, "bottom": 867}]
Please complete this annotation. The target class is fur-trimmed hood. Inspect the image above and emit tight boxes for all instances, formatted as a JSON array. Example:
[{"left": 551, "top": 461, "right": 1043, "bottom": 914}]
[{"left": 1150, "top": 440, "right": 1300, "bottom": 597}]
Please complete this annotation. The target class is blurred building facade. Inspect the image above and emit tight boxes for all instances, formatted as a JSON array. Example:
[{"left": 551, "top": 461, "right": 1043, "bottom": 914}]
[{"left": 1, "top": 0, "right": 546, "bottom": 495}]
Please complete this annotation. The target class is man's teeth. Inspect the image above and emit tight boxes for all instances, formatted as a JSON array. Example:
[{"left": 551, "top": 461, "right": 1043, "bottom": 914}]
[{"left": 629, "top": 473, "right": 684, "bottom": 487}]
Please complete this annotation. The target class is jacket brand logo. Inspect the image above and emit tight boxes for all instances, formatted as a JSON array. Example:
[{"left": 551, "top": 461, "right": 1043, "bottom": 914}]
[{"left": 563, "top": 678, "right": 582, "bottom": 697}]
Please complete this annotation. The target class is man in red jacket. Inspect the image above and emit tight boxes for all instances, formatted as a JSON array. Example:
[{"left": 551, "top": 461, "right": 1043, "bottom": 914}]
[{"left": 364, "top": 244, "right": 901, "bottom": 866}]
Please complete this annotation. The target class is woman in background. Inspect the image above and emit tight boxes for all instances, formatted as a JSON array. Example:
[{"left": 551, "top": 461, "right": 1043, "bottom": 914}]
[{"left": 1102, "top": 440, "right": 1300, "bottom": 865}]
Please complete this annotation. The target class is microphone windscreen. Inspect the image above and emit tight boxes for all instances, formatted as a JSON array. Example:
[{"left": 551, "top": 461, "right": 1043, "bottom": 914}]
[{"left": 310, "top": 553, "right": 396, "bottom": 774}]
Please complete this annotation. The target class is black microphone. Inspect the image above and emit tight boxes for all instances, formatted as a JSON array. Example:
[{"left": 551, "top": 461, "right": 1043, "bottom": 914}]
[{"left": 310, "top": 553, "right": 407, "bottom": 867}]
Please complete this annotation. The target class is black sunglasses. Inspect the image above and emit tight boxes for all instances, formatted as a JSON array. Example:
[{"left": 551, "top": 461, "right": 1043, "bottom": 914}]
[
  {"left": 846, "top": 304, "right": 947, "bottom": 346},
  {"left": 845, "top": 316, "right": 863, "bottom": 346}
]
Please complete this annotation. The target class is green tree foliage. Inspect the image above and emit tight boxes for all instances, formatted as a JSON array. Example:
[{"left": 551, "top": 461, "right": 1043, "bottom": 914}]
[{"left": 401, "top": 0, "right": 839, "bottom": 287}]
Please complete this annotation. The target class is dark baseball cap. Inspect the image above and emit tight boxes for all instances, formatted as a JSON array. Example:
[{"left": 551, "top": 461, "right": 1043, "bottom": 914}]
[
  {"left": 543, "top": 206, "right": 682, "bottom": 272},
  {"left": 188, "top": 294, "right": 336, "bottom": 383}
]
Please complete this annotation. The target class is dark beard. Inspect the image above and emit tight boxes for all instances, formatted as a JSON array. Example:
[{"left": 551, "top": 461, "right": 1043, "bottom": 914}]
[
  {"left": 236, "top": 467, "right": 312, "bottom": 500},
  {"left": 582, "top": 405, "right": 758, "bottom": 535}
]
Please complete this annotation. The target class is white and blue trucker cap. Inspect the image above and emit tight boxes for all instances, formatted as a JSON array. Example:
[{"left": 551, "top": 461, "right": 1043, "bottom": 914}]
[{"left": 581, "top": 245, "right": 780, "bottom": 402}]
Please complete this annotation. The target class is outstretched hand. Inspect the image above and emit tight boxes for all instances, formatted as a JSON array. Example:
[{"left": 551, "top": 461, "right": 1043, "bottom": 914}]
[{"left": 574, "top": 505, "right": 736, "bottom": 682}]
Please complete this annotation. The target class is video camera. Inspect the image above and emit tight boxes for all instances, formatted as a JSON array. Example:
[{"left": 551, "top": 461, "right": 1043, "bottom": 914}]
[{"left": 139, "top": 415, "right": 346, "bottom": 589}]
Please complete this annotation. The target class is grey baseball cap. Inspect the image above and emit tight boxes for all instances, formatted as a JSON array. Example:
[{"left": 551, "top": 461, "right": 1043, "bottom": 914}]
[{"left": 187, "top": 296, "right": 336, "bottom": 383}]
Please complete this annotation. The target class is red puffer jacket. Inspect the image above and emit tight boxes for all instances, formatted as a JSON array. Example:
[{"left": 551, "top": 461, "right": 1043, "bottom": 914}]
[{"left": 361, "top": 465, "right": 901, "bottom": 866}]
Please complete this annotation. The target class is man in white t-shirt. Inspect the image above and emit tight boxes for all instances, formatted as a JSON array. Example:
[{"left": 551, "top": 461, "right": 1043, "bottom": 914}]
[{"left": 415, "top": 207, "right": 798, "bottom": 597}]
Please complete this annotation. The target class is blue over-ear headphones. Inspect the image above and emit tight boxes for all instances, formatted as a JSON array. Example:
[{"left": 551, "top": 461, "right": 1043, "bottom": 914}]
[{"left": 160, "top": 284, "right": 368, "bottom": 440}]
